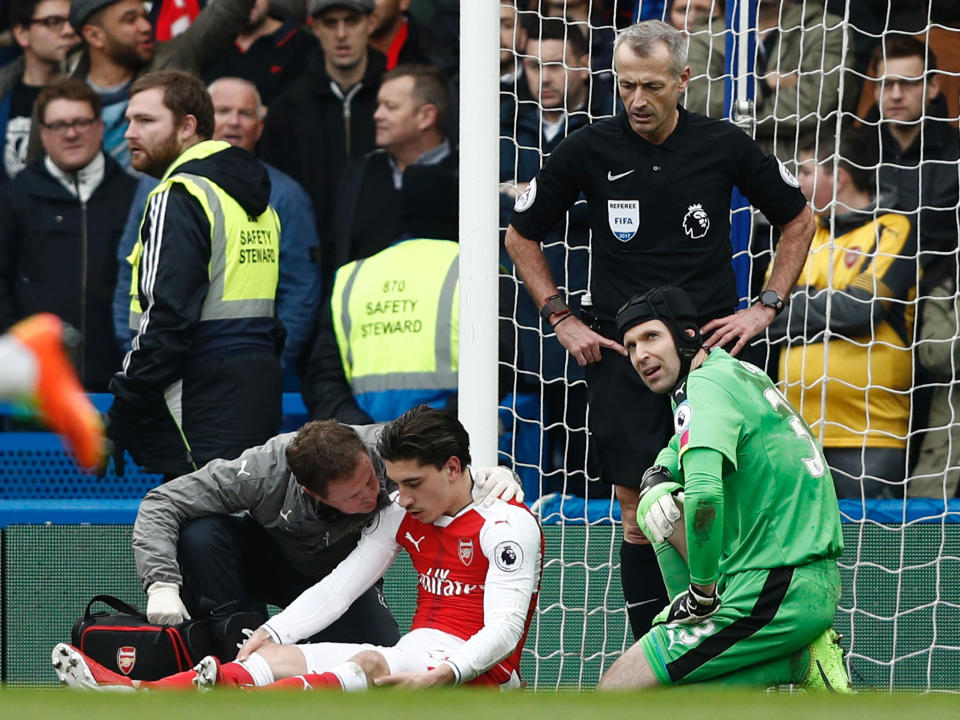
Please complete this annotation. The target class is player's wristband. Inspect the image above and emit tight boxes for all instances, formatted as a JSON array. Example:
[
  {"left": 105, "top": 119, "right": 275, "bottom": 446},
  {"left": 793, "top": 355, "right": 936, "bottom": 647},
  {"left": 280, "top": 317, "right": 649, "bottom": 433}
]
[
  {"left": 689, "top": 584, "right": 718, "bottom": 608},
  {"left": 440, "top": 659, "right": 463, "bottom": 685},
  {"left": 551, "top": 312, "right": 573, "bottom": 329},
  {"left": 539, "top": 294, "right": 570, "bottom": 322},
  {"left": 261, "top": 623, "right": 282, "bottom": 644}
]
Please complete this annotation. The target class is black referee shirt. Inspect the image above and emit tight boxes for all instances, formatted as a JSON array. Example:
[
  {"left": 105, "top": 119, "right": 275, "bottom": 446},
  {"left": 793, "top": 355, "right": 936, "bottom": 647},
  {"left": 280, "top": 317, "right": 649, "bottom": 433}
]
[{"left": 509, "top": 106, "right": 807, "bottom": 320}]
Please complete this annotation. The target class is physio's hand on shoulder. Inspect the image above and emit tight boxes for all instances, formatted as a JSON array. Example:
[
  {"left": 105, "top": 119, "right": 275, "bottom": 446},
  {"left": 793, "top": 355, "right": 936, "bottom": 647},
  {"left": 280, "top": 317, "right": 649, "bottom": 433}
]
[
  {"left": 374, "top": 664, "right": 455, "bottom": 688},
  {"left": 235, "top": 626, "right": 275, "bottom": 662},
  {"left": 473, "top": 466, "right": 524, "bottom": 506},
  {"left": 701, "top": 304, "right": 775, "bottom": 357},
  {"left": 146, "top": 581, "right": 190, "bottom": 625},
  {"left": 555, "top": 316, "right": 626, "bottom": 366}
]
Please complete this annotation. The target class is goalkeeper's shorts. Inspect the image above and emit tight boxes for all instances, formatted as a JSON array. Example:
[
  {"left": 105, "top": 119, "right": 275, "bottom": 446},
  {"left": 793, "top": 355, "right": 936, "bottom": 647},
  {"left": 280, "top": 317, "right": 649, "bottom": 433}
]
[{"left": 639, "top": 558, "right": 841, "bottom": 685}]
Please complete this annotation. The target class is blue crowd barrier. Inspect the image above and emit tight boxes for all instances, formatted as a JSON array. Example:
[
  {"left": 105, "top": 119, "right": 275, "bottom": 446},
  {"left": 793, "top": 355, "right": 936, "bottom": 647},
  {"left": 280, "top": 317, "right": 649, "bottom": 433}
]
[{"left": 533, "top": 493, "right": 960, "bottom": 525}]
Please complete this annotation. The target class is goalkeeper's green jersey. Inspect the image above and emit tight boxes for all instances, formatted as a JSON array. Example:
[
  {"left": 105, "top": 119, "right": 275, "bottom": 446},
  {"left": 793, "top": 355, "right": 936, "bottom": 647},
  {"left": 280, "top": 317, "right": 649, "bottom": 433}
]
[{"left": 656, "top": 349, "right": 844, "bottom": 578}]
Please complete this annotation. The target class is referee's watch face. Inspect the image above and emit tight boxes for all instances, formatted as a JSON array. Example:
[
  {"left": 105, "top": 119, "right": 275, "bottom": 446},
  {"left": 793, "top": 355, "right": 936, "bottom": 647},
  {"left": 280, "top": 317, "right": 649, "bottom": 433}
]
[{"left": 614, "top": 42, "right": 690, "bottom": 144}]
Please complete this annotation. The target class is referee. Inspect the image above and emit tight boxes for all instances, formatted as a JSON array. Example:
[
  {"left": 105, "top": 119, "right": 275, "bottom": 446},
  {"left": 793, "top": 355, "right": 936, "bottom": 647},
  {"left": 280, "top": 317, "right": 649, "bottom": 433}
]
[{"left": 504, "top": 20, "right": 815, "bottom": 639}]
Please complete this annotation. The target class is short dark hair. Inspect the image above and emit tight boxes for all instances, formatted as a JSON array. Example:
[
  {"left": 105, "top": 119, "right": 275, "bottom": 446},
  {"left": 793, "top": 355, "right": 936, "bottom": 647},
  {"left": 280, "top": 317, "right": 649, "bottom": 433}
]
[
  {"left": 129, "top": 70, "right": 214, "bottom": 140},
  {"left": 377, "top": 405, "right": 471, "bottom": 471},
  {"left": 870, "top": 34, "right": 938, "bottom": 74},
  {"left": 35, "top": 77, "right": 103, "bottom": 124},
  {"left": 382, "top": 63, "right": 449, "bottom": 131},
  {"left": 285, "top": 420, "right": 369, "bottom": 496},
  {"left": 525, "top": 16, "right": 588, "bottom": 60},
  {"left": 9, "top": 0, "right": 41, "bottom": 28},
  {"left": 800, "top": 124, "right": 877, "bottom": 195}
]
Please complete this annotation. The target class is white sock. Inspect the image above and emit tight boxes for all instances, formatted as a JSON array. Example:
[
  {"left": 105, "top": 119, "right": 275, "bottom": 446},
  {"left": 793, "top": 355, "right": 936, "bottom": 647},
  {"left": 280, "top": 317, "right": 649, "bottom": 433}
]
[
  {"left": 239, "top": 653, "right": 275, "bottom": 687},
  {"left": 330, "top": 661, "right": 368, "bottom": 692},
  {"left": 0, "top": 336, "right": 38, "bottom": 399}
]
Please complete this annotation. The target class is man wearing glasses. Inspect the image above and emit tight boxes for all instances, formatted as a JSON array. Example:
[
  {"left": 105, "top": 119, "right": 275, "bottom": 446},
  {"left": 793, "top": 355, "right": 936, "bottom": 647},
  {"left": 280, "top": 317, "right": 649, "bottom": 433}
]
[
  {"left": 0, "top": 77, "right": 137, "bottom": 391},
  {"left": 866, "top": 35, "right": 959, "bottom": 273},
  {"left": 1, "top": 0, "right": 78, "bottom": 184}
]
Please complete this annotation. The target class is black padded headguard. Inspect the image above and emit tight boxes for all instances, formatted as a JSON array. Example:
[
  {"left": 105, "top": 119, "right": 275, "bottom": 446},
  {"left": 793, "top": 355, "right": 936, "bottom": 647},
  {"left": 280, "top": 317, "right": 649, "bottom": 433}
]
[{"left": 616, "top": 286, "right": 703, "bottom": 389}]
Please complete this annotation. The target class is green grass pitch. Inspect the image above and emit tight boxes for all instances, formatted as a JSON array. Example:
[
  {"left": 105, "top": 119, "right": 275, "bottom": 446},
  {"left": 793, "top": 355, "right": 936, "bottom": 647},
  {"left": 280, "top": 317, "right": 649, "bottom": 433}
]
[{"left": 2, "top": 687, "right": 959, "bottom": 720}]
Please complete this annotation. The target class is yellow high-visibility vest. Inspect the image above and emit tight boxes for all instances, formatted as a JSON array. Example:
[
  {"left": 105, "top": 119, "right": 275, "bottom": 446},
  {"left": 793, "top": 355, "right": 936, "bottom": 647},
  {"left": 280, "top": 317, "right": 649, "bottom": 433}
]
[
  {"left": 128, "top": 141, "right": 280, "bottom": 330},
  {"left": 330, "top": 238, "right": 459, "bottom": 409}
]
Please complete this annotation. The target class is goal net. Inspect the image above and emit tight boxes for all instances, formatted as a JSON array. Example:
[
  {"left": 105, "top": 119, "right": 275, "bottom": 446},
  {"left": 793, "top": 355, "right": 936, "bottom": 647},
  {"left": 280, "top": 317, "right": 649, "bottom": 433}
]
[{"left": 492, "top": 0, "right": 960, "bottom": 692}]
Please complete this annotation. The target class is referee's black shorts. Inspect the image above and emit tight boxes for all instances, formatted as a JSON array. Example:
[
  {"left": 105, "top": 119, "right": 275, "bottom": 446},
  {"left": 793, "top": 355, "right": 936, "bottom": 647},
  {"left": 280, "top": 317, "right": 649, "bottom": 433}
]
[{"left": 586, "top": 344, "right": 672, "bottom": 488}]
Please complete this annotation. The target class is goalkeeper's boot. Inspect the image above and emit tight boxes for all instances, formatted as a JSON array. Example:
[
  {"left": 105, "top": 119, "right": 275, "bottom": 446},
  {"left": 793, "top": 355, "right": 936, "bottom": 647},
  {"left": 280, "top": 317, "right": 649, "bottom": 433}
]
[
  {"left": 803, "top": 629, "right": 853, "bottom": 693},
  {"left": 51, "top": 643, "right": 135, "bottom": 691},
  {"left": 9, "top": 314, "right": 104, "bottom": 469}
]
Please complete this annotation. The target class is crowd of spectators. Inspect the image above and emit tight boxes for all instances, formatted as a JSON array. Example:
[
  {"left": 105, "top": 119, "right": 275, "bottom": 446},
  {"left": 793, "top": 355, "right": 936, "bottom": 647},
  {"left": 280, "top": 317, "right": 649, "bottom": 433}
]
[{"left": 0, "top": 0, "right": 958, "bottom": 501}]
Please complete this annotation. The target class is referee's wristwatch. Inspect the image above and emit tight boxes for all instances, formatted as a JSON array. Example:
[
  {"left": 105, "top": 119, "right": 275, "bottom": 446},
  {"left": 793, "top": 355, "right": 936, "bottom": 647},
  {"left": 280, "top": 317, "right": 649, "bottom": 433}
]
[
  {"left": 540, "top": 294, "right": 571, "bottom": 323},
  {"left": 758, "top": 289, "right": 785, "bottom": 316}
]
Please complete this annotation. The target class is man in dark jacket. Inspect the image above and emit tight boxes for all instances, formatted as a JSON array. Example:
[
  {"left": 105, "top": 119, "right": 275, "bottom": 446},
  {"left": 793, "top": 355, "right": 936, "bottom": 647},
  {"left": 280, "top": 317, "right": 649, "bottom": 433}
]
[
  {"left": 108, "top": 70, "right": 282, "bottom": 478},
  {"left": 865, "top": 35, "right": 959, "bottom": 275},
  {"left": 259, "top": 0, "right": 385, "bottom": 295},
  {"left": 368, "top": 0, "right": 456, "bottom": 72},
  {"left": 0, "top": 77, "right": 136, "bottom": 391},
  {"left": 1, "top": 0, "right": 78, "bottom": 184},
  {"left": 202, "top": 0, "right": 319, "bottom": 107},
  {"left": 330, "top": 62, "right": 455, "bottom": 272}
]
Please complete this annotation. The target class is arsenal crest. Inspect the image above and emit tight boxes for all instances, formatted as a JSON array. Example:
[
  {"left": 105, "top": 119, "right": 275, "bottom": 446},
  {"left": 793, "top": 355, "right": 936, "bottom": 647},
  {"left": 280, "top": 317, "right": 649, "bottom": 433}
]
[
  {"left": 458, "top": 538, "right": 474, "bottom": 566},
  {"left": 844, "top": 246, "right": 861, "bottom": 268},
  {"left": 117, "top": 646, "right": 136, "bottom": 675}
]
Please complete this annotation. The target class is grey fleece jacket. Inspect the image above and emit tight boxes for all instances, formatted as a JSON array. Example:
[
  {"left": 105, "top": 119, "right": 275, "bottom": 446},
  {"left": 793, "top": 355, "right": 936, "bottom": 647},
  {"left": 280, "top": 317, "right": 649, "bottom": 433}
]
[{"left": 132, "top": 424, "right": 391, "bottom": 592}]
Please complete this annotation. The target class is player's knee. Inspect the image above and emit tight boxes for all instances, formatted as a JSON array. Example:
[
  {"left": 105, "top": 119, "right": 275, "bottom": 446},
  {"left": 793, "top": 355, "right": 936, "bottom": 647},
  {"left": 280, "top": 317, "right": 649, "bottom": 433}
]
[
  {"left": 623, "top": 525, "right": 650, "bottom": 545},
  {"left": 616, "top": 488, "right": 646, "bottom": 544},
  {"left": 621, "top": 510, "right": 649, "bottom": 544},
  {"left": 349, "top": 650, "right": 389, "bottom": 681},
  {"left": 254, "top": 643, "right": 304, "bottom": 678}
]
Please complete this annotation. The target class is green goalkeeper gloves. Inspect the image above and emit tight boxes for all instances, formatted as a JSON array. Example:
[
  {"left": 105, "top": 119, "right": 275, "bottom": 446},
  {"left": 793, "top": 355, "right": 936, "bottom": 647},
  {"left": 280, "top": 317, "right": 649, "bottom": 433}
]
[
  {"left": 636, "top": 465, "right": 683, "bottom": 543},
  {"left": 653, "top": 584, "right": 720, "bottom": 626}
]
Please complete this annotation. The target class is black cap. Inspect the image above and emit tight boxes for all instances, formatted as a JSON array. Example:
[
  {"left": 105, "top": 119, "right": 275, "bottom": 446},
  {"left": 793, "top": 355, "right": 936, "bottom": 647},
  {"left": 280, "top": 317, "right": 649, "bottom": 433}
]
[
  {"left": 397, "top": 165, "right": 458, "bottom": 242},
  {"left": 70, "top": 0, "right": 120, "bottom": 33},
  {"left": 616, "top": 286, "right": 699, "bottom": 340},
  {"left": 308, "top": 0, "right": 375, "bottom": 16}
]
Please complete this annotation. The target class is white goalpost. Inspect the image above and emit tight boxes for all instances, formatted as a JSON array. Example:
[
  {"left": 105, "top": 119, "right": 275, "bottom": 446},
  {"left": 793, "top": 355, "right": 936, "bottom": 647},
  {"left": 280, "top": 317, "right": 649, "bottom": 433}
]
[{"left": 462, "top": 0, "right": 960, "bottom": 692}]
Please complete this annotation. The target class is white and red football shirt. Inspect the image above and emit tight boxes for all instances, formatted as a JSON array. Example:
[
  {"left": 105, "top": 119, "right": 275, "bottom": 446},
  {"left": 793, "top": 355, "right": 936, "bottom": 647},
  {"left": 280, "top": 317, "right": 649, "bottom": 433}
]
[{"left": 265, "top": 492, "right": 543, "bottom": 685}]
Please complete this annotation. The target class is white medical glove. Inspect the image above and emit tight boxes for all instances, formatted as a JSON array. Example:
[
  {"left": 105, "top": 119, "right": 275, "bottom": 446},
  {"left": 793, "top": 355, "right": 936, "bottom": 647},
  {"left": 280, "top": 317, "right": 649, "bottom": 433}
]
[
  {"left": 146, "top": 581, "right": 191, "bottom": 625},
  {"left": 471, "top": 466, "right": 525, "bottom": 506}
]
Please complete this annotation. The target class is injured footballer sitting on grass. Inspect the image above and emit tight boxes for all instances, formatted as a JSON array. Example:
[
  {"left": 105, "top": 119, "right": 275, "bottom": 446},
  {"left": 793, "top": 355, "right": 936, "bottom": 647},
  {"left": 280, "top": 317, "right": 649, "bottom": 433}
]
[{"left": 52, "top": 405, "right": 544, "bottom": 691}]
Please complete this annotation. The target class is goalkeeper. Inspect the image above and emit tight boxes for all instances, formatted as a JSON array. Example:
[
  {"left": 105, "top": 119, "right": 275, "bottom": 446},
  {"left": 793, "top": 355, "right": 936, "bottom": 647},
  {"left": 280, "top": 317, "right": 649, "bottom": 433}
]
[{"left": 598, "top": 286, "right": 850, "bottom": 691}]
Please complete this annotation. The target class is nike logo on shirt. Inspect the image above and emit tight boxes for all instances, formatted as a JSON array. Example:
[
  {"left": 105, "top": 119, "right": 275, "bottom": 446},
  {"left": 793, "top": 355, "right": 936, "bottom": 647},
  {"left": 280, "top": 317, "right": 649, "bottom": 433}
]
[{"left": 607, "top": 169, "right": 636, "bottom": 181}]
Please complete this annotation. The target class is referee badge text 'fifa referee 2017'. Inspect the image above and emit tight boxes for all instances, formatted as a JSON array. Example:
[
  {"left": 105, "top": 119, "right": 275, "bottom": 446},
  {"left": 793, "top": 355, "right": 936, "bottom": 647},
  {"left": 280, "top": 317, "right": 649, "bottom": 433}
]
[{"left": 607, "top": 199, "right": 639, "bottom": 241}]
